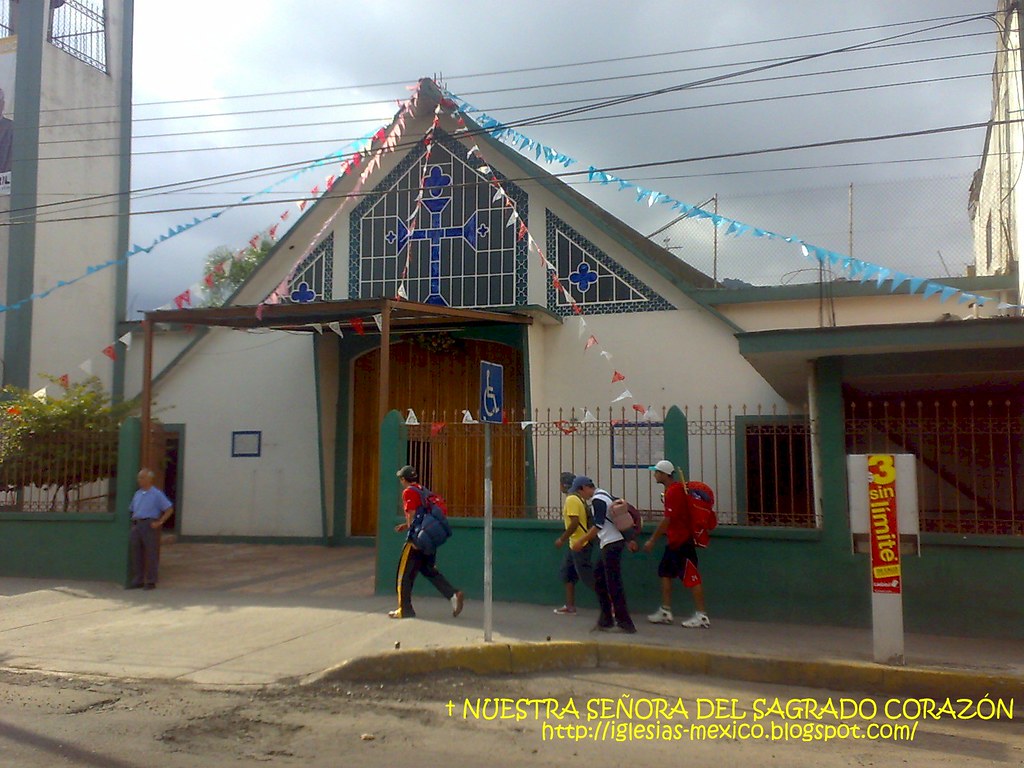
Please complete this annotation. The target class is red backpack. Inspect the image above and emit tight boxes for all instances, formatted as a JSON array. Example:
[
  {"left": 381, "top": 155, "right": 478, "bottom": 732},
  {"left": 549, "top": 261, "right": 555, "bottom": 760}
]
[{"left": 687, "top": 481, "right": 717, "bottom": 548}]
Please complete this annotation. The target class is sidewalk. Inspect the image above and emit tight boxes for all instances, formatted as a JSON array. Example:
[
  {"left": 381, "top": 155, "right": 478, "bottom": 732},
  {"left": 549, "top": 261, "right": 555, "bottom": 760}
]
[{"left": 0, "top": 543, "right": 1020, "bottom": 694}]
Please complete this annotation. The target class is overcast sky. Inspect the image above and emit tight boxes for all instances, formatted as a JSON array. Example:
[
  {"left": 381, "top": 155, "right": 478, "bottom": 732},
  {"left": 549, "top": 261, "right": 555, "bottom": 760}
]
[{"left": 125, "top": 1, "right": 1001, "bottom": 314}]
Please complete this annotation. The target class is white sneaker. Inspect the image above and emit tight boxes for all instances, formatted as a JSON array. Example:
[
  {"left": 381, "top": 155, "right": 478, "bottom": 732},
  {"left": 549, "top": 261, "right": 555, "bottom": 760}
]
[
  {"left": 647, "top": 606, "right": 674, "bottom": 624},
  {"left": 681, "top": 612, "right": 710, "bottom": 629}
]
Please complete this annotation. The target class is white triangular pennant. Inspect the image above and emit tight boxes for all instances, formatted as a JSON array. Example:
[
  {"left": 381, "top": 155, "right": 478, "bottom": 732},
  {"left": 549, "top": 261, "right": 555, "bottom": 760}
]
[
  {"left": 118, "top": 332, "right": 132, "bottom": 350},
  {"left": 397, "top": 283, "right": 409, "bottom": 300},
  {"left": 311, "top": 323, "right": 323, "bottom": 334},
  {"left": 462, "top": 409, "right": 478, "bottom": 424},
  {"left": 32, "top": 387, "right": 47, "bottom": 402},
  {"left": 328, "top": 321, "right": 344, "bottom": 338},
  {"left": 581, "top": 409, "right": 597, "bottom": 423},
  {"left": 373, "top": 313, "right": 383, "bottom": 332},
  {"left": 519, "top": 421, "right": 536, "bottom": 430},
  {"left": 405, "top": 409, "right": 419, "bottom": 425},
  {"left": 600, "top": 351, "right": 613, "bottom": 361},
  {"left": 577, "top": 317, "right": 587, "bottom": 340},
  {"left": 78, "top": 359, "right": 93, "bottom": 376},
  {"left": 611, "top": 389, "right": 633, "bottom": 403}
]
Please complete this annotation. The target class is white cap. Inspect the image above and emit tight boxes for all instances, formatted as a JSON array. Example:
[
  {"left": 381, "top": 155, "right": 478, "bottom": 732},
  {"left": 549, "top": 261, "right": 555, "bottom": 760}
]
[{"left": 650, "top": 460, "right": 676, "bottom": 476}]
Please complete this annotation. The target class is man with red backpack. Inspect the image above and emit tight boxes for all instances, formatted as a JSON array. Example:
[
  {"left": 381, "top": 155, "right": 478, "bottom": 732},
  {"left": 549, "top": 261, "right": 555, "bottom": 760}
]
[
  {"left": 643, "top": 460, "right": 710, "bottom": 629},
  {"left": 390, "top": 465, "right": 465, "bottom": 620}
]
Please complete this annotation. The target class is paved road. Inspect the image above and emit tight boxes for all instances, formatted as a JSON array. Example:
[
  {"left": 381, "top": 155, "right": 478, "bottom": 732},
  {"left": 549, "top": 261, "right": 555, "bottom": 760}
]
[{"left": 1, "top": 668, "right": 1020, "bottom": 767}]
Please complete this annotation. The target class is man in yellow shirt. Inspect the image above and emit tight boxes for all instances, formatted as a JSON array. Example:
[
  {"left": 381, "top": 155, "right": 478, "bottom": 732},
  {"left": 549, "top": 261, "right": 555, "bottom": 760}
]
[{"left": 553, "top": 472, "right": 595, "bottom": 614}]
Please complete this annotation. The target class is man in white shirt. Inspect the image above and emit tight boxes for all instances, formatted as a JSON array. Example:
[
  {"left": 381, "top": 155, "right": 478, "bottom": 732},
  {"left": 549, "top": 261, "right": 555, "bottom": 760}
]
[{"left": 570, "top": 477, "right": 636, "bottom": 634}]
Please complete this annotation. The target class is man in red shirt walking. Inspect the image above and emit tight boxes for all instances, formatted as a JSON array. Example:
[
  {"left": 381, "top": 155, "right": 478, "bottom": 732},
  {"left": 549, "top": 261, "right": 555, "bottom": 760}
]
[
  {"left": 643, "top": 459, "right": 709, "bottom": 628},
  {"left": 390, "top": 465, "right": 464, "bottom": 620}
]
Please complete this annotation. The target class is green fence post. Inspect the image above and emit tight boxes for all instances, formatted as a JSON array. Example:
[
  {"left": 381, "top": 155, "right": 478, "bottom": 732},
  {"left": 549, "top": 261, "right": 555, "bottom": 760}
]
[
  {"left": 664, "top": 405, "right": 689, "bottom": 479},
  {"left": 375, "top": 409, "right": 407, "bottom": 595},
  {"left": 114, "top": 417, "right": 142, "bottom": 584}
]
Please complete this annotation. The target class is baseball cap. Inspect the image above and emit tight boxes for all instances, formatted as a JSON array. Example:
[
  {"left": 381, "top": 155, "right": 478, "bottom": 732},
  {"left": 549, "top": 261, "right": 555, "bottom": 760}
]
[
  {"left": 396, "top": 465, "right": 418, "bottom": 481},
  {"left": 650, "top": 460, "right": 676, "bottom": 476},
  {"left": 569, "top": 475, "right": 594, "bottom": 493}
]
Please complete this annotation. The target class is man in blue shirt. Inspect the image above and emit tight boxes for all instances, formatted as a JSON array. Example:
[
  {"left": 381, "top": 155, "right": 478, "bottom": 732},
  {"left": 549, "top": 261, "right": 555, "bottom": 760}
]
[{"left": 128, "top": 468, "right": 174, "bottom": 590}]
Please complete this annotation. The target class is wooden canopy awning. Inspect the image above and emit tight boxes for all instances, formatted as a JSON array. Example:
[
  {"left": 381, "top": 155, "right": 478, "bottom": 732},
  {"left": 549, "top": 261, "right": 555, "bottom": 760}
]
[{"left": 138, "top": 299, "right": 534, "bottom": 466}]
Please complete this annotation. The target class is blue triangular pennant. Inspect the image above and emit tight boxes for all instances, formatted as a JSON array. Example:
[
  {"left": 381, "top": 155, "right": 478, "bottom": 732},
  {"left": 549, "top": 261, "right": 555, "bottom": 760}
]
[{"left": 922, "top": 283, "right": 943, "bottom": 300}]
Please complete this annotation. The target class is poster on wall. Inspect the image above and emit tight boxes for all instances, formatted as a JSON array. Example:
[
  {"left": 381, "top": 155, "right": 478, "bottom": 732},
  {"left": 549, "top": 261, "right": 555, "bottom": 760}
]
[{"left": 0, "top": 36, "right": 15, "bottom": 195}]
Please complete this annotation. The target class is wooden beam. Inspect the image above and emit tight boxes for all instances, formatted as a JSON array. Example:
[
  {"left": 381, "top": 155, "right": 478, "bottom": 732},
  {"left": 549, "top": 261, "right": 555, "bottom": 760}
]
[
  {"left": 140, "top": 318, "right": 154, "bottom": 470},
  {"left": 378, "top": 300, "right": 392, "bottom": 439}
]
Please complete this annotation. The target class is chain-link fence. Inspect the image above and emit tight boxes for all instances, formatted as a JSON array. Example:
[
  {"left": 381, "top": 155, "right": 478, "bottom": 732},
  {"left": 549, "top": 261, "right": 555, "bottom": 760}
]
[{"left": 651, "top": 174, "right": 975, "bottom": 287}]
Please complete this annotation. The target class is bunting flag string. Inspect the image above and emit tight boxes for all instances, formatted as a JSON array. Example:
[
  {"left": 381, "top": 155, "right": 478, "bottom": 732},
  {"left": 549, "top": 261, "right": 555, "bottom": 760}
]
[
  {"left": 443, "top": 86, "right": 1022, "bottom": 312},
  {"left": 0, "top": 119, "right": 395, "bottom": 317},
  {"left": 452, "top": 121, "right": 650, "bottom": 411},
  {"left": 441, "top": 89, "right": 576, "bottom": 168}
]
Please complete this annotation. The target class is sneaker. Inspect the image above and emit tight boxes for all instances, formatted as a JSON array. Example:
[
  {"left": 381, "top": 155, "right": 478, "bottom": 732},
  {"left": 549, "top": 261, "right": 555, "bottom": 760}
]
[
  {"left": 553, "top": 605, "right": 577, "bottom": 615},
  {"left": 647, "top": 606, "right": 674, "bottom": 624},
  {"left": 618, "top": 623, "right": 638, "bottom": 634},
  {"left": 681, "top": 611, "right": 710, "bottom": 629},
  {"left": 451, "top": 591, "right": 465, "bottom": 617},
  {"left": 388, "top": 609, "right": 414, "bottom": 619}
]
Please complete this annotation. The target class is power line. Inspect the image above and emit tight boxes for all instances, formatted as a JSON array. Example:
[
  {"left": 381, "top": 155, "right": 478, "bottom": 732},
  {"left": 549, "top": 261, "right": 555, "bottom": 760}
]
[
  {"left": 28, "top": 52, "right": 1002, "bottom": 163},
  {"left": 39, "top": 49, "right": 997, "bottom": 147},
  {"left": 37, "top": 28, "right": 994, "bottom": 132},
  {"left": 35, "top": 11, "right": 993, "bottom": 115},
  {"left": 8, "top": 116, "right": 1012, "bottom": 228},
  {"left": 8, "top": 13, "right": 996, "bottom": 218}
]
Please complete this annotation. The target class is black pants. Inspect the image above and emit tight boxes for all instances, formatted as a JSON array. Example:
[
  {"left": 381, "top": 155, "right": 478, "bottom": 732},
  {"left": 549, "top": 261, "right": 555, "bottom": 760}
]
[
  {"left": 129, "top": 519, "right": 160, "bottom": 586},
  {"left": 594, "top": 540, "right": 634, "bottom": 631},
  {"left": 395, "top": 541, "right": 457, "bottom": 617}
]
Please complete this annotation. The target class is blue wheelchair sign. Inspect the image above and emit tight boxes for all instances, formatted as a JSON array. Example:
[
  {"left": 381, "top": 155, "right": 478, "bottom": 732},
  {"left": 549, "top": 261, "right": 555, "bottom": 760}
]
[{"left": 479, "top": 361, "right": 504, "bottom": 424}]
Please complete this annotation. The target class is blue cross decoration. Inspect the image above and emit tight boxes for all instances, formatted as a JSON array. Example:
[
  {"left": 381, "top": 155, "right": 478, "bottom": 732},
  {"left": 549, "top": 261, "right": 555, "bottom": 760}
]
[
  {"left": 290, "top": 281, "right": 317, "bottom": 303},
  {"left": 569, "top": 262, "right": 599, "bottom": 293},
  {"left": 388, "top": 165, "right": 488, "bottom": 306}
]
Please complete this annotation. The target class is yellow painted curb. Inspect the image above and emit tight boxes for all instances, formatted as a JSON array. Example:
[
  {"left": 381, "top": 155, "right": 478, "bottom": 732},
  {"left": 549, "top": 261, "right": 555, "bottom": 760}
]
[{"left": 308, "top": 642, "right": 1024, "bottom": 700}]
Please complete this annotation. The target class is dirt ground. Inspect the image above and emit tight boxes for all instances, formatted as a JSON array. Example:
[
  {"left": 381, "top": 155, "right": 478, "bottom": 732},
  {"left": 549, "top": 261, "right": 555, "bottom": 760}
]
[{"left": 1, "top": 667, "right": 1021, "bottom": 767}]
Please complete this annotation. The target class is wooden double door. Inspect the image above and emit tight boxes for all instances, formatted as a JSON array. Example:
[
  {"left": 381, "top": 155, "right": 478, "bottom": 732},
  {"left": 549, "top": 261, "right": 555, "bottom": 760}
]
[{"left": 349, "top": 338, "right": 525, "bottom": 536}]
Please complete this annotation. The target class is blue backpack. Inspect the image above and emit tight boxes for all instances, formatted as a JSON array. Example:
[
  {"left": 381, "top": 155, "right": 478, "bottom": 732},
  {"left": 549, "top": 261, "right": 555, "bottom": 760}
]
[{"left": 410, "top": 486, "right": 452, "bottom": 555}]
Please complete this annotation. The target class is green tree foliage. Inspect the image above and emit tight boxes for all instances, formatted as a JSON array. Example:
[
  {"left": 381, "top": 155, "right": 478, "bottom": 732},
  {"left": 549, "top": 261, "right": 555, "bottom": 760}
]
[
  {"left": 198, "top": 238, "right": 273, "bottom": 307},
  {"left": 0, "top": 376, "right": 133, "bottom": 511}
]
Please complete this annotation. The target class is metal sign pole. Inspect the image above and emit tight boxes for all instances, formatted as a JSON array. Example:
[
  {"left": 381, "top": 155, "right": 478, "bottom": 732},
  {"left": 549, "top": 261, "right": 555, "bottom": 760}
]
[
  {"left": 483, "top": 421, "right": 493, "bottom": 642},
  {"left": 479, "top": 360, "right": 502, "bottom": 644}
]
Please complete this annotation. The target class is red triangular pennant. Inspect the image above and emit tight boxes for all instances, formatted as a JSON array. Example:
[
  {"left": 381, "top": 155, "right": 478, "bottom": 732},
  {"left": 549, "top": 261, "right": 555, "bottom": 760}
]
[
  {"left": 58, "top": 374, "right": 70, "bottom": 388},
  {"left": 552, "top": 275, "right": 563, "bottom": 292},
  {"left": 571, "top": 303, "right": 583, "bottom": 316},
  {"left": 632, "top": 404, "right": 647, "bottom": 415},
  {"left": 102, "top": 345, "right": 117, "bottom": 361},
  {"left": 351, "top": 317, "right": 366, "bottom": 335},
  {"left": 204, "top": 273, "right": 215, "bottom": 288},
  {"left": 174, "top": 290, "right": 191, "bottom": 310},
  {"left": 268, "top": 223, "right": 279, "bottom": 240},
  {"left": 430, "top": 422, "right": 446, "bottom": 437},
  {"left": 249, "top": 235, "right": 260, "bottom": 249},
  {"left": 517, "top": 220, "right": 528, "bottom": 242},
  {"left": 612, "top": 371, "right": 625, "bottom": 383},
  {"left": 280, "top": 210, "right": 290, "bottom": 221},
  {"left": 584, "top": 335, "right": 598, "bottom": 351}
]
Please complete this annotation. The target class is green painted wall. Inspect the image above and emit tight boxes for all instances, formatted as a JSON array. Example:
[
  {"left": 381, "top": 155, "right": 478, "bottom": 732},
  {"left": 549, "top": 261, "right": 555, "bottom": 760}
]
[
  {"left": 0, "top": 417, "right": 137, "bottom": 583},
  {"left": 373, "top": 374, "right": 1024, "bottom": 639}
]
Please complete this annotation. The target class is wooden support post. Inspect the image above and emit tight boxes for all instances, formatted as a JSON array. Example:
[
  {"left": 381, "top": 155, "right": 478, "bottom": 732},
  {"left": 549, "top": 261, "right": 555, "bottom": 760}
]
[
  {"left": 140, "top": 317, "right": 154, "bottom": 470},
  {"left": 378, "top": 300, "right": 392, "bottom": 431}
]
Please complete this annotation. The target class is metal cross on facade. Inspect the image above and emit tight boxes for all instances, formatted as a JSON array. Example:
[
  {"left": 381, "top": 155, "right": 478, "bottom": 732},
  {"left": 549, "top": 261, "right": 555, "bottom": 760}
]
[{"left": 389, "top": 165, "right": 487, "bottom": 306}]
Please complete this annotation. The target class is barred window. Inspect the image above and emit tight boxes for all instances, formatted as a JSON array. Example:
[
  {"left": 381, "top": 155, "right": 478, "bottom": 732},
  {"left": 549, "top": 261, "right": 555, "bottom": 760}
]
[{"left": 737, "top": 416, "right": 816, "bottom": 527}]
